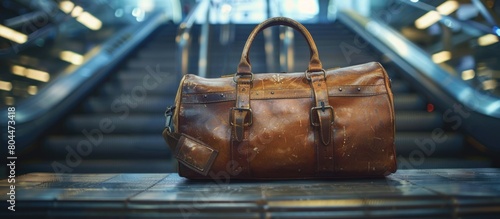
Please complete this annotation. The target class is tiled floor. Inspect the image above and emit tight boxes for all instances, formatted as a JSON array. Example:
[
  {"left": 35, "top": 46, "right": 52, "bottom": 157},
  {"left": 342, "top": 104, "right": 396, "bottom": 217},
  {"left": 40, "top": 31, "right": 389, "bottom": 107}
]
[{"left": 2, "top": 169, "right": 500, "bottom": 218}]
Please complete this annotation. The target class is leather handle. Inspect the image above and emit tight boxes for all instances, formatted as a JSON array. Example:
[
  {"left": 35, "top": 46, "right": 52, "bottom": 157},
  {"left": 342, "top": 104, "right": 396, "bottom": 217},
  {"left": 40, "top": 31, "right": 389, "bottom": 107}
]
[{"left": 237, "top": 17, "right": 323, "bottom": 74}]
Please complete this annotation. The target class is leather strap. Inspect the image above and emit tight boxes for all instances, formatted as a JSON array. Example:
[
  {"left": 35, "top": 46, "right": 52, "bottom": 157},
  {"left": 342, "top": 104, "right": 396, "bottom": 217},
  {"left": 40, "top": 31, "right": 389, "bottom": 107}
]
[
  {"left": 309, "top": 72, "right": 335, "bottom": 174},
  {"left": 310, "top": 72, "right": 333, "bottom": 145},
  {"left": 231, "top": 76, "right": 252, "bottom": 141},
  {"left": 237, "top": 17, "right": 322, "bottom": 74},
  {"left": 229, "top": 76, "right": 253, "bottom": 177}
]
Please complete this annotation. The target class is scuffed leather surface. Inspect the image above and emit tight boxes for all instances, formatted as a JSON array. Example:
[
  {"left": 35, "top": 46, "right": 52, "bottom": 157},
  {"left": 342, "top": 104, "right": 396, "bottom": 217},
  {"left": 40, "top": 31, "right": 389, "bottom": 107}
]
[{"left": 173, "top": 62, "right": 397, "bottom": 179}]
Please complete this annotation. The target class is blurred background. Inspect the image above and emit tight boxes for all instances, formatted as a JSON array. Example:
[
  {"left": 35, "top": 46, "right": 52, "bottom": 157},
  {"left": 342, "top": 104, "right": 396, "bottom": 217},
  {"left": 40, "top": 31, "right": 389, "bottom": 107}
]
[{"left": 0, "top": 0, "right": 499, "bottom": 177}]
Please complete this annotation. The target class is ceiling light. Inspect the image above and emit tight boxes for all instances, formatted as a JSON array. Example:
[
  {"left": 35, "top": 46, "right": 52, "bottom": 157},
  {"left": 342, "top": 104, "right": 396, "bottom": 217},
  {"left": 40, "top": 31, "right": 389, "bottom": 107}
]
[
  {"left": 139, "top": 0, "right": 155, "bottom": 12},
  {"left": 12, "top": 65, "right": 26, "bottom": 76},
  {"left": 27, "top": 85, "right": 38, "bottom": 95},
  {"left": 76, "top": 12, "right": 102, "bottom": 30},
  {"left": 11, "top": 65, "right": 50, "bottom": 82},
  {"left": 5, "top": 97, "right": 14, "bottom": 106},
  {"left": 436, "top": 1, "right": 459, "bottom": 15},
  {"left": 71, "top": 6, "right": 83, "bottom": 17},
  {"left": 59, "top": 1, "right": 75, "bottom": 14},
  {"left": 0, "top": 24, "right": 28, "bottom": 44},
  {"left": 25, "top": 68, "right": 50, "bottom": 82},
  {"left": 478, "top": 34, "right": 499, "bottom": 46},
  {"left": 415, "top": 1, "right": 459, "bottom": 29},
  {"left": 461, "top": 69, "right": 475, "bottom": 80},
  {"left": 415, "top": 11, "right": 441, "bottom": 29},
  {"left": 0, "top": 81, "right": 12, "bottom": 91},
  {"left": 60, "top": 50, "right": 84, "bottom": 65},
  {"left": 483, "top": 79, "right": 497, "bottom": 90},
  {"left": 432, "top": 51, "right": 451, "bottom": 63}
]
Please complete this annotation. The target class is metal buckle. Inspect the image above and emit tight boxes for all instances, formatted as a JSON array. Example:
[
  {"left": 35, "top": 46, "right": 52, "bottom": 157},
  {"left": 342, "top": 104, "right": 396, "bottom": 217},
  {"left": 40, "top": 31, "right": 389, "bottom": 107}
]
[
  {"left": 229, "top": 107, "right": 253, "bottom": 126},
  {"left": 310, "top": 105, "right": 334, "bottom": 127},
  {"left": 164, "top": 106, "right": 175, "bottom": 131},
  {"left": 233, "top": 73, "right": 254, "bottom": 84},
  {"left": 304, "top": 69, "right": 326, "bottom": 81}
]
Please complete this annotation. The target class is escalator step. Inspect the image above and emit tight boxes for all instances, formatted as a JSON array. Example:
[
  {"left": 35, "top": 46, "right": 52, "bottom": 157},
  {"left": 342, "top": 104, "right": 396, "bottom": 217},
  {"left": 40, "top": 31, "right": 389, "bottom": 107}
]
[
  {"left": 63, "top": 115, "right": 166, "bottom": 134},
  {"left": 42, "top": 135, "right": 170, "bottom": 159},
  {"left": 82, "top": 96, "right": 175, "bottom": 114},
  {"left": 137, "top": 51, "right": 176, "bottom": 60},
  {"left": 395, "top": 112, "right": 442, "bottom": 131},
  {"left": 99, "top": 77, "right": 180, "bottom": 96},
  {"left": 98, "top": 84, "right": 178, "bottom": 96},
  {"left": 115, "top": 72, "right": 179, "bottom": 81},
  {"left": 393, "top": 94, "right": 425, "bottom": 111},
  {"left": 127, "top": 59, "right": 177, "bottom": 69},
  {"left": 395, "top": 132, "right": 464, "bottom": 157},
  {"left": 390, "top": 80, "right": 411, "bottom": 93}
]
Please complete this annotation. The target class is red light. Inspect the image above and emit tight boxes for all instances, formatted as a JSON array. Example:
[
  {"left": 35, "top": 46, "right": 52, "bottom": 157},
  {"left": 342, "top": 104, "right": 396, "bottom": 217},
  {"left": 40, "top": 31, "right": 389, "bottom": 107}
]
[{"left": 427, "top": 103, "right": 434, "bottom": 112}]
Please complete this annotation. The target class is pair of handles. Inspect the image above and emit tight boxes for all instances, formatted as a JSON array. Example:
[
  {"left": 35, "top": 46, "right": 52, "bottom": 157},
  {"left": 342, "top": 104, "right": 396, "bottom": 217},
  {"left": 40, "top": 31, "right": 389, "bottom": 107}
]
[{"left": 236, "top": 17, "right": 323, "bottom": 77}]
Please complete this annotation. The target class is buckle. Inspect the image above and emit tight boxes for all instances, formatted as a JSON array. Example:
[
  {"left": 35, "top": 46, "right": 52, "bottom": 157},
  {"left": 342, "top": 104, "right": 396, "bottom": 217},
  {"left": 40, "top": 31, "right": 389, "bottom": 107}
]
[
  {"left": 164, "top": 106, "right": 175, "bottom": 131},
  {"left": 233, "top": 73, "right": 254, "bottom": 84},
  {"left": 304, "top": 69, "right": 326, "bottom": 81},
  {"left": 310, "top": 104, "right": 334, "bottom": 127},
  {"left": 229, "top": 107, "right": 253, "bottom": 126}
]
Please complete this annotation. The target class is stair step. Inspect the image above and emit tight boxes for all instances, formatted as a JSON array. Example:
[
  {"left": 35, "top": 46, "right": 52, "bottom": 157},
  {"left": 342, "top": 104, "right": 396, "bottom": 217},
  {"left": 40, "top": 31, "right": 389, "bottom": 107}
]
[
  {"left": 394, "top": 94, "right": 425, "bottom": 111},
  {"left": 82, "top": 96, "right": 175, "bottom": 114},
  {"left": 127, "top": 60, "right": 177, "bottom": 69},
  {"left": 99, "top": 77, "right": 180, "bottom": 96},
  {"left": 62, "top": 114, "right": 165, "bottom": 134},
  {"left": 395, "top": 132, "right": 464, "bottom": 157},
  {"left": 395, "top": 112, "right": 442, "bottom": 132},
  {"left": 390, "top": 80, "right": 411, "bottom": 93},
  {"left": 42, "top": 135, "right": 171, "bottom": 159}
]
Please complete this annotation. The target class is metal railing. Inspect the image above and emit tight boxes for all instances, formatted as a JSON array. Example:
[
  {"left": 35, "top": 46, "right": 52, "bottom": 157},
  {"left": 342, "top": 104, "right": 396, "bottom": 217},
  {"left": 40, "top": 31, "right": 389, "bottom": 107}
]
[{"left": 176, "top": 0, "right": 210, "bottom": 76}]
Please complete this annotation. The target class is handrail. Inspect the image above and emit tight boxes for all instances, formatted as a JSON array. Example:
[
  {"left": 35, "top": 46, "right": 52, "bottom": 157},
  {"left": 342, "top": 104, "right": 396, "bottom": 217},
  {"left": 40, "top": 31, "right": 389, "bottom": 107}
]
[
  {"left": 0, "top": 11, "right": 168, "bottom": 152},
  {"left": 400, "top": 0, "right": 498, "bottom": 36},
  {"left": 338, "top": 10, "right": 500, "bottom": 152},
  {"left": 340, "top": 10, "right": 500, "bottom": 118},
  {"left": 176, "top": 0, "right": 210, "bottom": 76}
]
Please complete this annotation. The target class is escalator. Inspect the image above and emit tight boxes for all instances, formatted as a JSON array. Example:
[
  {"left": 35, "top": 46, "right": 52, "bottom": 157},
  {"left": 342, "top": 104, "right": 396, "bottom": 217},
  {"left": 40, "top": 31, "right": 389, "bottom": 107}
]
[{"left": 19, "top": 24, "right": 181, "bottom": 174}]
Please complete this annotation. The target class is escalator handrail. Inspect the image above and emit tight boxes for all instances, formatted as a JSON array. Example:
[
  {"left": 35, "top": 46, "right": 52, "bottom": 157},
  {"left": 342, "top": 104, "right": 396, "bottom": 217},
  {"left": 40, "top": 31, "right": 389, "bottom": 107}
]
[
  {"left": 0, "top": 12, "right": 166, "bottom": 125},
  {"left": 338, "top": 10, "right": 500, "bottom": 119},
  {"left": 400, "top": 0, "right": 498, "bottom": 37},
  {"left": 177, "top": 0, "right": 210, "bottom": 76}
]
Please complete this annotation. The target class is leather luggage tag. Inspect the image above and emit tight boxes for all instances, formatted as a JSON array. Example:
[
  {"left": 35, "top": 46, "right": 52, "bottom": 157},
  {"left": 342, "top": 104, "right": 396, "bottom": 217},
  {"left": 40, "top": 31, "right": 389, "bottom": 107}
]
[{"left": 175, "top": 134, "right": 218, "bottom": 176}]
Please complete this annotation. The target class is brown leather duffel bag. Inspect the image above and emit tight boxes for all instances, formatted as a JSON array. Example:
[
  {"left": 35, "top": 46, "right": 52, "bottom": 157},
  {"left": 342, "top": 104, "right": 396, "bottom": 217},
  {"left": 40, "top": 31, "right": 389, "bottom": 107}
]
[{"left": 163, "top": 17, "right": 397, "bottom": 180}]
